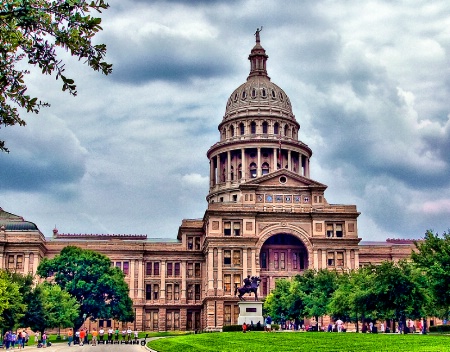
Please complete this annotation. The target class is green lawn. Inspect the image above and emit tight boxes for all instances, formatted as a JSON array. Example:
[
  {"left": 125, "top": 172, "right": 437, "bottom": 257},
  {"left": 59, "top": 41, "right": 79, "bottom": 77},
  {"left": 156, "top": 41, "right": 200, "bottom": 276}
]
[{"left": 148, "top": 332, "right": 450, "bottom": 352}]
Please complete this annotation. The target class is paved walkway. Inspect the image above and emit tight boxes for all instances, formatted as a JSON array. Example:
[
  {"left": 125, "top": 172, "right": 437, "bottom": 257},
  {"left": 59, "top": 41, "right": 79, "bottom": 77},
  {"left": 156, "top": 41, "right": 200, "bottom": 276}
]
[{"left": 27, "top": 341, "right": 148, "bottom": 352}]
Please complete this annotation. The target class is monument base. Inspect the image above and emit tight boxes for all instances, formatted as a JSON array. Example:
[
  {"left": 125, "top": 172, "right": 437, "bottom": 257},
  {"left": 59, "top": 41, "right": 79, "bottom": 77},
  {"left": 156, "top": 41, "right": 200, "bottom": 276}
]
[{"left": 237, "top": 301, "right": 264, "bottom": 325}]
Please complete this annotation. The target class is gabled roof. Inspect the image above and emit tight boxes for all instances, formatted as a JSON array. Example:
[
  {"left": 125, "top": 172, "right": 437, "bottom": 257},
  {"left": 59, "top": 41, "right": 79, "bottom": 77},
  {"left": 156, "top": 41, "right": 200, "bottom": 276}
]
[{"left": 240, "top": 169, "right": 327, "bottom": 190}]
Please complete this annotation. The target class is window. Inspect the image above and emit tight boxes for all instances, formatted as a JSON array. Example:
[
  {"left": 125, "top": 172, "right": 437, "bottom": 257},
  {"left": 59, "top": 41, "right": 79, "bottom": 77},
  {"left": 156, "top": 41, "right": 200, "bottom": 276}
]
[
  {"left": 146, "top": 262, "right": 152, "bottom": 276},
  {"left": 230, "top": 125, "right": 234, "bottom": 137},
  {"left": 167, "top": 263, "right": 173, "bottom": 277},
  {"left": 234, "top": 274, "right": 241, "bottom": 291},
  {"left": 233, "top": 222, "right": 241, "bottom": 236},
  {"left": 115, "top": 261, "right": 129, "bottom": 275},
  {"left": 224, "top": 222, "right": 231, "bottom": 236},
  {"left": 336, "top": 224, "right": 343, "bottom": 237},
  {"left": 250, "top": 162, "right": 257, "bottom": 178},
  {"left": 195, "top": 237, "right": 201, "bottom": 250},
  {"left": 16, "top": 255, "right": 23, "bottom": 270},
  {"left": 188, "top": 237, "right": 193, "bottom": 249},
  {"left": 224, "top": 250, "right": 231, "bottom": 265},
  {"left": 327, "top": 252, "right": 335, "bottom": 267},
  {"left": 174, "top": 284, "right": 180, "bottom": 300},
  {"left": 195, "top": 263, "right": 201, "bottom": 277},
  {"left": 274, "top": 122, "right": 279, "bottom": 135},
  {"left": 224, "top": 305, "right": 231, "bottom": 325},
  {"left": 280, "top": 252, "right": 286, "bottom": 270},
  {"left": 154, "top": 262, "right": 160, "bottom": 276},
  {"left": 174, "top": 263, "right": 180, "bottom": 277},
  {"left": 238, "top": 164, "right": 242, "bottom": 179},
  {"left": 326, "top": 223, "right": 345, "bottom": 238},
  {"left": 187, "top": 263, "right": 194, "bottom": 278},
  {"left": 251, "top": 121, "right": 256, "bottom": 134},
  {"left": 153, "top": 284, "right": 159, "bottom": 300},
  {"left": 224, "top": 221, "right": 241, "bottom": 236},
  {"left": 145, "top": 284, "right": 152, "bottom": 300},
  {"left": 195, "top": 284, "right": 201, "bottom": 300},
  {"left": 166, "top": 284, "right": 173, "bottom": 300},
  {"left": 262, "top": 162, "right": 269, "bottom": 175},
  {"left": 274, "top": 252, "right": 279, "bottom": 270},
  {"left": 187, "top": 284, "right": 194, "bottom": 300},
  {"left": 336, "top": 252, "right": 344, "bottom": 266},
  {"left": 224, "top": 274, "right": 231, "bottom": 293},
  {"left": 240, "top": 123, "right": 245, "bottom": 135},
  {"left": 233, "top": 250, "right": 241, "bottom": 266},
  {"left": 261, "top": 251, "right": 267, "bottom": 269},
  {"left": 262, "top": 121, "right": 268, "bottom": 133}
]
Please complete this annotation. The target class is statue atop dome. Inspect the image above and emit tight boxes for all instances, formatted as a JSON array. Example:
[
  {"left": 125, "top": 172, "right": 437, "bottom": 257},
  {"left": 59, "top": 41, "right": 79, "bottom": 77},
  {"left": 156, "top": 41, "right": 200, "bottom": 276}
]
[{"left": 255, "top": 26, "right": 263, "bottom": 43}]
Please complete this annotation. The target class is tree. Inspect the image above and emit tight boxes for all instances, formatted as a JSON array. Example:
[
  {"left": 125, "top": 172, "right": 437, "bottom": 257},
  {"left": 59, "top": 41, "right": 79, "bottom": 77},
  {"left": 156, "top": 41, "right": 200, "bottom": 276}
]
[
  {"left": 0, "top": 0, "right": 112, "bottom": 152},
  {"left": 411, "top": 229, "right": 450, "bottom": 319},
  {"left": 371, "top": 260, "right": 428, "bottom": 333},
  {"left": 37, "top": 246, "right": 134, "bottom": 330},
  {"left": 23, "top": 282, "right": 79, "bottom": 334},
  {"left": 264, "top": 279, "right": 293, "bottom": 322},
  {"left": 0, "top": 270, "right": 25, "bottom": 330},
  {"left": 328, "top": 268, "right": 377, "bottom": 332}
]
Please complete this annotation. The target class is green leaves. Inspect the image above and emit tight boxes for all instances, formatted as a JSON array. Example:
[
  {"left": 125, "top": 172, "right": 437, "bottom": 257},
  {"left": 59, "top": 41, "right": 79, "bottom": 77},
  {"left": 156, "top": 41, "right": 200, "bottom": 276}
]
[{"left": 0, "top": 0, "right": 112, "bottom": 152}]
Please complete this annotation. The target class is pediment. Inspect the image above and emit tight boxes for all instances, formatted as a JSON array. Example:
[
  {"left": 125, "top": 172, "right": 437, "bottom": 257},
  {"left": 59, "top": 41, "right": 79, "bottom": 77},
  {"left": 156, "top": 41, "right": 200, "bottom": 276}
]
[{"left": 240, "top": 169, "right": 327, "bottom": 190}]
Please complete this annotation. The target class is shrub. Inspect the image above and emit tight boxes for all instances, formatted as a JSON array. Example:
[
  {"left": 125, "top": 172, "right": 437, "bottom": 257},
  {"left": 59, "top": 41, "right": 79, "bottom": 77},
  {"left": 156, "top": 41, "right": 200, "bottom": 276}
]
[{"left": 429, "top": 324, "right": 450, "bottom": 333}]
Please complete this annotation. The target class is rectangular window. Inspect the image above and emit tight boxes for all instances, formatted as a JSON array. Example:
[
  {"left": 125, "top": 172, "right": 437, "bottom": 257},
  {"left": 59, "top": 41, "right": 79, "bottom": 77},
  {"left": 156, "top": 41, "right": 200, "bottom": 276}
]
[
  {"left": 224, "top": 305, "right": 231, "bottom": 325},
  {"left": 195, "top": 263, "right": 201, "bottom": 277},
  {"left": 232, "top": 250, "right": 241, "bottom": 266},
  {"left": 233, "top": 305, "right": 240, "bottom": 324},
  {"left": 146, "top": 262, "right": 152, "bottom": 276},
  {"left": 166, "top": 311, "right": 172, "bottom": 329},
  {"left": 174, "top": 262, "right": 180, "bottom": 277},
  {"left": 115, "top": 262, "right": 121, "bottom": 270},
  {"left": 234, "top": 274, "right": 241, "bottom": 291},
  {"left": 224, "top": 250, "right": 231, "bottom": 265},
  {"left": 187, "top": 284, "right": 193, "bottom": 300},
  {"left": 154, "top": 262, "right": 160, "bottom": 276},
  {"left": 174, "top": 311, "right": 180, "bottom": 329},
  {"left": 274, "top": 252, "right": 279, "bottom": 270},
  {"left": 293, "top": 253, "right": 298, "bottom": 270},
  {"left": 336, "top": 224, "right": 343, "bottom": 237},
  {"left": 16, "top": 255, "right": 23, "bottom": 269},
  {"left": 187, "top": 263, "right": 194, "bottom": 278},
  {"left": 326, "top": 224, "right": 334, "bottom": 237},
  {"left": 261, "top": 252, "right": 267, "bottom": 269},
  {"left": 336, "top": 252, "right": 344, "bottom": 266},
  {"left": 174, "top": 284, "right": 180, "bottom": 301},
  {"left": 166, "top": 284, "right": 173, "bottom": 300},
  {"left": 152, "top": 311, "right": 159, "bottom": 330},
  {"left": 327, "top": 252, "right": 335, "bottom": 267},
  {"left": 224, "top": 222, "right": 231, "bottom": 236},
  {"left": 187, "top": 237, "right": 193, "bottom": 250},
  {"left": 233, "top": 222, "right": 241, "bottom": 236},
  {"left": 224, "top": 274, "right": 231, "bottom": 293},
  {"left": 153, "top": 284, "right": 159, "bottom": 300},
  {"left": 195, "top": 284, "right": 201, "bottom": 300},
  {"left": 167, "top": 263, "right": 173, "bottom": 277},
  {"left": 195, "top": 237, "right": 201, "bottom": 250},
  {"left": 145, "top": 284, "right": 152, "bottom": 300},
  {"left": 280, "top": 252, "right": 285, "bottom": 270},
  {"left": 122, "top": 261, "right": 129, "bottom": 275}
]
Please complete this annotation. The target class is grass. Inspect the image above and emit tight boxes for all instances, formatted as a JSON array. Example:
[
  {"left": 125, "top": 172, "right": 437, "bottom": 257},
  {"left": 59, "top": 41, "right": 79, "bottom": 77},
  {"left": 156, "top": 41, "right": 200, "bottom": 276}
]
[{"left": 148, "top": 332, "right": 450, "bottom": 352}]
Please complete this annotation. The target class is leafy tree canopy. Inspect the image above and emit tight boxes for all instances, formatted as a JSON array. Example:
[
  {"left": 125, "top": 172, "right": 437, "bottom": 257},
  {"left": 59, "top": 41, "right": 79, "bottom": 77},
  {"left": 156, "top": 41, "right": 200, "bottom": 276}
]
[
  {"left": 0, "top": 269, "right": 25, "bottom": 329},
  {"left": 37, "top": 246, "right": 134, "bottom": 330},
  {"left": 0, "top": 0, "right": 112, "bottom": 152}
]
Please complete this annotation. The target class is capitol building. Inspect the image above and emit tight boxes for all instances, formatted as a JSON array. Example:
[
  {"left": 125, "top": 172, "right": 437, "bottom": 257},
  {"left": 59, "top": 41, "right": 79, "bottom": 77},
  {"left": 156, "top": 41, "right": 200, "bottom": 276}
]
[{"left": 0, "top": 32, "right": 414, "bottom": 332}]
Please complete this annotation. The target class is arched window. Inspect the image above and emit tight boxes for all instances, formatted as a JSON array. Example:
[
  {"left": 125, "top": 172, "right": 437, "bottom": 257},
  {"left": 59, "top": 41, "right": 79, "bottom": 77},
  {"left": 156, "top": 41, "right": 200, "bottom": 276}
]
[
  {"left": 262, "top": 121, "right": 268, "bottom": 134},
  {"left": 250, "top": 163, "right": 257, "bottom": 178},
  {"left": 222, "top": 128, "right": 226, "bottom": 140},
  {"left": 238, "top": 164, "right": 242, "bottom": 179},
  {"left": 262, "top": 162, "right": 269, "bottom": 175},
  {"left": 251, "top": 121, "right": 256, "bottom": 134},
  {"left": 230, "top": 166, "right": 234, "bottom": 181},
  {"left": 240, "top": 123, "right": 245, "bottom": 135},
  {"left": 274, "top": 122, "right": 279, "bottom": 135},
  {"left": 230, "top": 125, "right": 234, "bottom": 137},
  {"left": 292, "top": 128, "right": 296, "bottom": 139},
  {"left": 284, "top": 124, "right": 288, "bottom": 136}
]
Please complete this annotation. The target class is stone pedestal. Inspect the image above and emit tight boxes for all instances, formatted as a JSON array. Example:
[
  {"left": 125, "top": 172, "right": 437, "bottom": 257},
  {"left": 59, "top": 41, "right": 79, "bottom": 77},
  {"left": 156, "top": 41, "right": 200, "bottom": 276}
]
[{"left": 237, "top": 301, "right": 264, "bottom": 325}]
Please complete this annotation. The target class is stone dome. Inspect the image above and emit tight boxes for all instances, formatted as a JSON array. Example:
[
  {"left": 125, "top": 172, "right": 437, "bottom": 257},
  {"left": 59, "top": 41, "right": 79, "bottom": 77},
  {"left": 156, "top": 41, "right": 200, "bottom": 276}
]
[{"left": 223, "top": 28, "right": 295, "bottom": 121}]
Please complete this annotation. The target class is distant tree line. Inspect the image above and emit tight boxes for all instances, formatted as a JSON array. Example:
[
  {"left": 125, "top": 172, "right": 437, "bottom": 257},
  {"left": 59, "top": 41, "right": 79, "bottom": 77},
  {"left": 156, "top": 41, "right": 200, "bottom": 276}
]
[
  {"left": 264, "top": 229, "right": 450, "bottom": 332},
  {"left": 0, "top": 246, "right": 133, "bottom": 334}
]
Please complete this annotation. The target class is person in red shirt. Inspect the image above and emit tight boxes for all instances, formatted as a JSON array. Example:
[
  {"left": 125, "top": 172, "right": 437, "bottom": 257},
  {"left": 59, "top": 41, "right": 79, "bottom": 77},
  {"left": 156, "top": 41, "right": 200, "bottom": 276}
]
[{"left": 79, "top": 330, "right": 86, "bottom": 346}]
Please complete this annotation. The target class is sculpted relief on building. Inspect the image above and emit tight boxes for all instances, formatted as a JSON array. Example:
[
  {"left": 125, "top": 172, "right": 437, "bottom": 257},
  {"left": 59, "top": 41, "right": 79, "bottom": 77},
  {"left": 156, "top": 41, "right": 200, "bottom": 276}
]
[{"left": 0, "top": 33, "right": 414, "bottom": 331}]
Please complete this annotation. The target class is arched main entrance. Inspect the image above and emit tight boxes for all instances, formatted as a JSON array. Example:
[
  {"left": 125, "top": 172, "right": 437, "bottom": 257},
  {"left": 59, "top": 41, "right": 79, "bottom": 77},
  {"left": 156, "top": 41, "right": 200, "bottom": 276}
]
[{"left": 259, "top": 233, "right": 309, "bottom": 297}]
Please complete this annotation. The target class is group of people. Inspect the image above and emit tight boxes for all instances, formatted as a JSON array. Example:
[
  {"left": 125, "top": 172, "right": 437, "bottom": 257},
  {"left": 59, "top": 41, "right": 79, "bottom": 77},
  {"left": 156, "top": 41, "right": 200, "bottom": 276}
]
[
  {"left": 66, "top": 326, "right": 139, "bottom": 346},
  {"left": 2, "top": 330, "right": 29, "bottom": 350}
]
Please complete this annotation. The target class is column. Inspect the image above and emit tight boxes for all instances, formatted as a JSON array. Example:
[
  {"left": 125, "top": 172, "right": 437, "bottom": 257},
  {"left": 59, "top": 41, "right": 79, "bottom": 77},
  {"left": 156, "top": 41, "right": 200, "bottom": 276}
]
[
  {"left": 217, "top": 249, "right": 223, "bottom": 294},
  {"left": 137, "top": 259, "right": 143, "bottom": 299},
  {"left": 321, "top": 250, "right": 327, "bottom": 270},
  {"left": 288, "top": 150, "right": 292, "bottom": 171},
  {"left": 313, "top": 250, "right": 319, "bottom": 270},
  {"left": 257, "top": 147, "right": 261, "bottom": 177},
  {"left": 273, "top": 147, "right": 277, "bottom": 171},
  {"left": 181, "top": 260, "right": 187, "bottom": 301},
  {"left": 355, "top": 250, "right": 360, "bottom": 269},
  {"left": 207, "top": 250, "right": 214, "bottom": 292},
  {"left": 227, "top": 151, "right": 231, "bottom": 182},
  {"left": 346, "top": 250, "right": 352, "bottom": 270},
  {"left": 129, "top": 259, "right": 135, "bottom": 298},
  {"left": 251, "top": 249, "right": 257, "bottom": 276},
  {"left": 24, "top": 253, "right": 30, "bottom": 274},
  {"left": 305, "top": 157, "right": 310, "bottom": 178},
  {"left": 209, "top": 158, "right": 215, "bottom": 187},
  {"left": 242, "top": 248, "right": 248, "bottom": 277},
  {"left": 241, "top": 148, "right": 246, "bottom": 180},
  {"left": 160, "top": 261, "right": 166, "bottom": 299}
]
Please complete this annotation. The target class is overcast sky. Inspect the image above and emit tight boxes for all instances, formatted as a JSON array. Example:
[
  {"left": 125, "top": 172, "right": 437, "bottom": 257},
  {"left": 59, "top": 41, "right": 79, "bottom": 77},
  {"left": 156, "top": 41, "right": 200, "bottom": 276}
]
[{"left": 1, "top": 0, "right": 450, "bottom": 241}]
